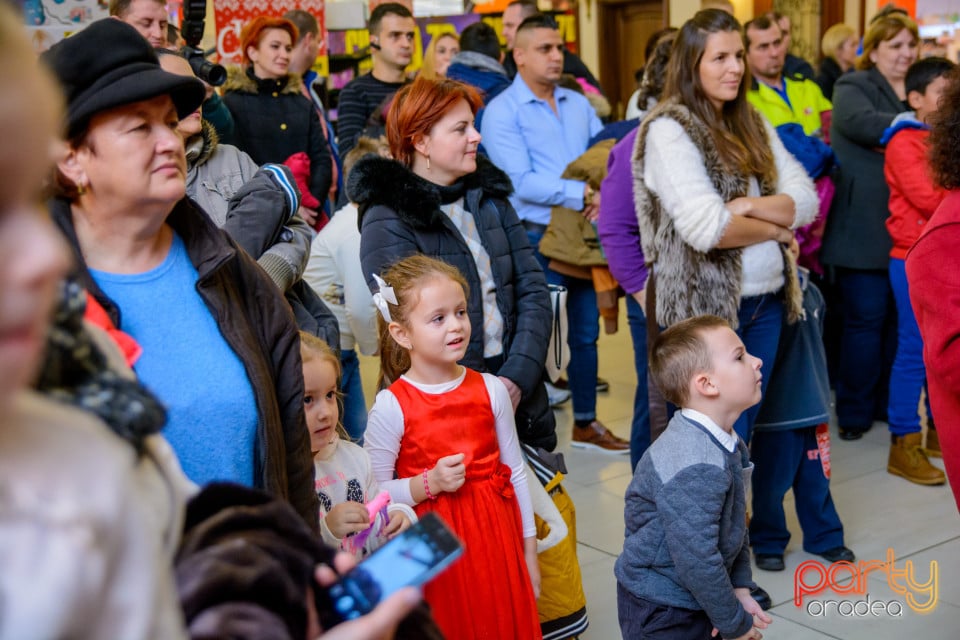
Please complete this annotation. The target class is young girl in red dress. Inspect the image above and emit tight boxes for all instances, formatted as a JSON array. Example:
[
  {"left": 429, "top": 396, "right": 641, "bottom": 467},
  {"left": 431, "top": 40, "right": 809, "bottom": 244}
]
[{"left": 364, "top": 254, "right": 542, "bottom": 639}]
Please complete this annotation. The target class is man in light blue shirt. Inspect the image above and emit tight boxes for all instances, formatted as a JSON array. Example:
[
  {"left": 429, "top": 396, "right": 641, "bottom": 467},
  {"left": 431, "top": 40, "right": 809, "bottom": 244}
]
[{"left": 483, "top": 14, "right": 628, "bottom": 453}]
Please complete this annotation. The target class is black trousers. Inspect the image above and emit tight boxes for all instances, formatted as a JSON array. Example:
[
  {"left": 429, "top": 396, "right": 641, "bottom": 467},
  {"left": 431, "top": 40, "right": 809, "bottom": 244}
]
[{"left": 617, "top": 583, "right": 715, "bottom": 640}]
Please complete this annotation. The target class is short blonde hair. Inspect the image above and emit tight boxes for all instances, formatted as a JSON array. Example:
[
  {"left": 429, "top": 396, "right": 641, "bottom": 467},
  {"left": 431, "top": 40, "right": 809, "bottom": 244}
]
[
  {"left": 821, "top": 23, "right": 856, "bottom": 61},
  {"left": 649, "top": 315, "right": 730, "bottom": 406}
]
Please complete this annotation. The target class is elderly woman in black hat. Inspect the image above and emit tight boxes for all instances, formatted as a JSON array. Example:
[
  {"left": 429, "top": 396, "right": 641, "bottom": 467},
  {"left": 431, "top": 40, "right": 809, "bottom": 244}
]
[{"left": 42, "top": 19, "right": 318, "bottom": 528}]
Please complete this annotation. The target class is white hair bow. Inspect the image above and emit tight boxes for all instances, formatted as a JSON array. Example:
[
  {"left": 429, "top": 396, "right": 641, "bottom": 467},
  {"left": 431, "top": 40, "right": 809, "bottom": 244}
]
[{"left": 372, "top": 273, "right": 398, "bottom": 322}]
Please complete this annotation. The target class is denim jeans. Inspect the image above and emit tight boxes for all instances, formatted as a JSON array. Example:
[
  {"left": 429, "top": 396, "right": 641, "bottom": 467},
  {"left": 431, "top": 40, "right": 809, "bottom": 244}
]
[
  {"left": 750, "top": 426, "right": 844, "bottom": 555},
  {"left": 527, "top": 228, "right": 600, "bottom": 421},
  {"left": 834, "top": 268, "right": 896, "bottom": 429},
  {"left": 888, "top": 258, "right": 930, "bottom": 436},
  {"left": 734, "top": 293, "right": 784, "bottom": 443},
  {"left": 339, "top": 349, "right": 367, "bottom": 442},
  {"left": 626, "top": 295, "right": 651, "bottom": 469}
]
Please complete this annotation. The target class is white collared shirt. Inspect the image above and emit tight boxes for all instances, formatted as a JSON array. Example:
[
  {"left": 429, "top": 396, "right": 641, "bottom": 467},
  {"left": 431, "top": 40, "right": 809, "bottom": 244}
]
[{"left": 680, "top": 408, "right": 739, "bottom": 453}]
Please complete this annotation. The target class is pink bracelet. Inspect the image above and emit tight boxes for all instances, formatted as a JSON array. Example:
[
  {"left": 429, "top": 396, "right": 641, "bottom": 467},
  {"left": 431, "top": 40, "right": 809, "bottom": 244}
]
[{"left": 422, "top": 468, "right": 437, "bottom": 500}]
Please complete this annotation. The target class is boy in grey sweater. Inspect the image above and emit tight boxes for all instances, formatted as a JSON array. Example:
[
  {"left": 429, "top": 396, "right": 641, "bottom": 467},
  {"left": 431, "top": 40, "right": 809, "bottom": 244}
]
[{"left": 615, "top": 315, "right": 773, "bottom": 640}]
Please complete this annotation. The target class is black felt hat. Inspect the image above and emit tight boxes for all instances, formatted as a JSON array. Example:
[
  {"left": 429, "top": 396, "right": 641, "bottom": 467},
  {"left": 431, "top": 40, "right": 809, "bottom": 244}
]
[{"left": 41, "top": 19, "right": 205, "bottom": 137}]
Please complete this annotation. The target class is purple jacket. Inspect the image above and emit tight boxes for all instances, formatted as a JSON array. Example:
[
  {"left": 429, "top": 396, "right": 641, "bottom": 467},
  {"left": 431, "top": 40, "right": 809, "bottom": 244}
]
[{"left": 597, "top": 127, "right": 648, "bottom": 294}]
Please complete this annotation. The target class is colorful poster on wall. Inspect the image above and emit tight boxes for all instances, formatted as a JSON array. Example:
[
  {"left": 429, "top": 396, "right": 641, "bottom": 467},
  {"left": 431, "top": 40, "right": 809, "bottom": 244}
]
[
  {"left": 21, "top": 0, "right": 109, "bottom": 52},
  {"left": 213, "top": 0, "right": 328, "bottom": 74}
]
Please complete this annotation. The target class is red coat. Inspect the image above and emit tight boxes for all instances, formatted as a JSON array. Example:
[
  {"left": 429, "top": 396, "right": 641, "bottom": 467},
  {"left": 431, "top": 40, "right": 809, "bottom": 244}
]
[
  {"left": 906, "top": 189, "right": 960, "bottom": 511},
  {"left": 885, "top": 127, "right": 946, "bottom": 259}
]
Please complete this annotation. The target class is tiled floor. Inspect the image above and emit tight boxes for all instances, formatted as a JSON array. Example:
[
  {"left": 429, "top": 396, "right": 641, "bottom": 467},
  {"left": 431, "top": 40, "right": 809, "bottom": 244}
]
[{"left": 358, "top": 307, "right": 960, "bottom": 639}]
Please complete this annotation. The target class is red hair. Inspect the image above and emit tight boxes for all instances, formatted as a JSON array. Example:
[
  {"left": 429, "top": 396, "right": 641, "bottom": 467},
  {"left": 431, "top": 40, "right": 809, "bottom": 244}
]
[
  {"left": 386, "top": 76, "right": 483, "bottom": 167},
  {"left": 240, "top": 16, "right": 299, "bottom": 66}
]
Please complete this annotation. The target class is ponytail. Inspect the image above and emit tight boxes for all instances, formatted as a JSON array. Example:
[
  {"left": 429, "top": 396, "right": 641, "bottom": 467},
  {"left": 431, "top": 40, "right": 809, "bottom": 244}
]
[{"left": 373, "top": 254, "right": 470, "bottom": 389}]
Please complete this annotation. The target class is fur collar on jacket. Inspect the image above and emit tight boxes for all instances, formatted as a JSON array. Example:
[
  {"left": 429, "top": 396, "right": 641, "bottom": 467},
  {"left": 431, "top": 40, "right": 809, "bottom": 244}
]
[
  {"left": 633, "top": 98, "right": 802, "bottom": 327},
  {"left": 185, "top": 120, "right": 219, "bottom": 169},
  {"left": 223, "top": 65, "right": 304, "bottom": 95},
  {"left": 347, "top": 155, "right": 513, "bottom": 231}
]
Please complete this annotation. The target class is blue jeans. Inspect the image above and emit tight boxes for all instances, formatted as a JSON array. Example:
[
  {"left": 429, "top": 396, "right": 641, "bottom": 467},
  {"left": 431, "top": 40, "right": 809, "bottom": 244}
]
[
  {"left": 527, "top": 229, "right": 600, "bottom": 421},
  {"left": 834, "top": 268, "right": 896, "bottom": 429},
  {"left": 734, "top": 293, "right": 784, "bottom": 443},
  {"left": 340, "top": 349, "right": 367, "bottom": 442},
  {"left": 888, "top": 258, "right": 930, "bottom": 436},
  {"left": 750, "top": 426, "right": 844, "bottom": 555},
  {"left": 626, "top": 296, "right": 651, "bottom": 469}
]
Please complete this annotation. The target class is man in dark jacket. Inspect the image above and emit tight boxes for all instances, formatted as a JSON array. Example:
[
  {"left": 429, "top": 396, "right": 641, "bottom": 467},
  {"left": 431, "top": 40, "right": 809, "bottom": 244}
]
[
  {"left": 445, "top": 22, "right": 511, "bottom": 135},
  {"left": 501, "top": 0, "right": 602, "bottom": 93}
]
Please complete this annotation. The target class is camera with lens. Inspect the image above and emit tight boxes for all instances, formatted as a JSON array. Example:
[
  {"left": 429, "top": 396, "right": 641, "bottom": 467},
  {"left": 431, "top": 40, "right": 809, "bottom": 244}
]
[
  {"left": 182, "top": 45, "right": 226, "bottom": 86},
  {"left": 180, "top": 0, "right": 226, "bottom": 87}
]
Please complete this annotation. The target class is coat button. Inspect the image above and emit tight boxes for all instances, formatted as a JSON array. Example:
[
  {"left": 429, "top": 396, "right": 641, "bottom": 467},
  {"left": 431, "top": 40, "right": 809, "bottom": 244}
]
[
  {"left": 272, "top": 92, "right": 278, "bottom": 97},
  {"left": 280, "top": 123, "right": 287, "bottom": 130}
]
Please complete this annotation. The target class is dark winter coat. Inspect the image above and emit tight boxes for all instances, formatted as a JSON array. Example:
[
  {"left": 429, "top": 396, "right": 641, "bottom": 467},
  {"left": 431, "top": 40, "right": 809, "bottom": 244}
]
[
  {"left": 222, "top": 67, "right": 332, "bottom": 205},
  {"left": 49, "top": 196, "right": 319, "bottom": 530},
  {"left": 350, "top": 156, "right": 557, "bottom": 451},
  {"left": 815, "top": 56, "right": 846, "bottom": 101},
  {"left": 821, "top": 68, "right": 906, "bottom": 270}
]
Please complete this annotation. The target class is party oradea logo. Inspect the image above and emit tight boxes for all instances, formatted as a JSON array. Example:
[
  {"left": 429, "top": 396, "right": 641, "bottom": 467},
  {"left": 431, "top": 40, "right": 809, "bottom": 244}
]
[{"left": 794, "top": 548, "right": 938, "bottom": 618}]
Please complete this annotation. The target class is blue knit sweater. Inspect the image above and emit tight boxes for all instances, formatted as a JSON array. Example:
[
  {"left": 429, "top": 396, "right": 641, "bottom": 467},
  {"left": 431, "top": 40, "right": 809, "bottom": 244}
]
[{"left": 614, "top": 413, "right": 756, "bottom": 638}]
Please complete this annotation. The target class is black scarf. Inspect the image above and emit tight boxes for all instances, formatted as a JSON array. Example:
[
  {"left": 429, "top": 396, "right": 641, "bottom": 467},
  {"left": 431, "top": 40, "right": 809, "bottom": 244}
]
[{"left": 34, "top": 278, "right": 167, "bottom": 455}]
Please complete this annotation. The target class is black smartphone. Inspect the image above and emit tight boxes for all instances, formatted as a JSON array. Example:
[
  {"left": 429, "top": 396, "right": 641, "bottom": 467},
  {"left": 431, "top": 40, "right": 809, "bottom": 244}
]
[{"left": 315, "top": 511, "right": 464, "bottom": 627}]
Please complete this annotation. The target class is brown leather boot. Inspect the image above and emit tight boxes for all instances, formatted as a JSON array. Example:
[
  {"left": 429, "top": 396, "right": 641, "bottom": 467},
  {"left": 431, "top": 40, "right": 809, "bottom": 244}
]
[
  {"left": 925, "top": 427, "right": 942, "bottom": 458},
  {"left": 888, "top": 433, "right": 946, "bottom": 485}
]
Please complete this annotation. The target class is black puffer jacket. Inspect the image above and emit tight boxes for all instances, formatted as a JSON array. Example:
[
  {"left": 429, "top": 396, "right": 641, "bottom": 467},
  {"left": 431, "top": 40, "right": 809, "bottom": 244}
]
[
  {"left": 350, "top": 155, "right": 556, "bottom": 450},
  {"left": 222, "top": 67, "right": 332, "bottom": 205},
  {"left": 49, "top": 196, "right": 319, "bottom": 530}
]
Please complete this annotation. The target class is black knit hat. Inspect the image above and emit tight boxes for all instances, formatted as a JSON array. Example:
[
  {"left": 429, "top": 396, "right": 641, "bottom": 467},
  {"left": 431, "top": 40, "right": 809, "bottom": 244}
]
[{"left": 41, "top": 19, "right": 205, "bottom": 138}]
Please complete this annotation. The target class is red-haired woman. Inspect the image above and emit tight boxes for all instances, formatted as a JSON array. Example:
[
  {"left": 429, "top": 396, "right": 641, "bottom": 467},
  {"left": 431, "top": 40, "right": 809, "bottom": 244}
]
[
  {"left": 223, "top": 16, "right": 331, "bottom": 223},
  {"left": 350, "top": 76, "right": 555, "bottom": 452}
]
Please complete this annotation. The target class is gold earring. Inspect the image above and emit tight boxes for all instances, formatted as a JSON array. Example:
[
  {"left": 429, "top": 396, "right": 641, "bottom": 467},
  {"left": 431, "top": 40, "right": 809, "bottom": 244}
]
[
  {"left": 76, "top": 182, "right": 87, "bottom": 196},
  {"left": 426, "top": 155, "right": 431, "bottom": 170}
]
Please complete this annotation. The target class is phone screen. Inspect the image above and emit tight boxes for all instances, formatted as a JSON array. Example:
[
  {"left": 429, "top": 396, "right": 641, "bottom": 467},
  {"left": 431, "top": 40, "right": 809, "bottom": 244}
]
[{"left": 317, "top": 512, "right": 463, "bottom": 626}]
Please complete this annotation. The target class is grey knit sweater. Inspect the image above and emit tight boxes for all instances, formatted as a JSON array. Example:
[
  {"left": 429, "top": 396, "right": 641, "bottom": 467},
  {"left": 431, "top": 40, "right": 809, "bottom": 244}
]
[{"left": 614, "top": 413, "right": 756, "bottom": 638}]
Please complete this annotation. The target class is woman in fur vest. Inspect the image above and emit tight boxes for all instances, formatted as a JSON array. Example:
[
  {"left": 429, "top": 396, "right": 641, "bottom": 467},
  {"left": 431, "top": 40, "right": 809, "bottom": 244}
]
[
  {"left": 223, "top": 16, "right": 332, "bottom": 226},
  {"left": 632, "top": 8, "right": 818, "bottom": 443},
  {"left": 349, "top": 77, "right": 556, "bottom": 452}
]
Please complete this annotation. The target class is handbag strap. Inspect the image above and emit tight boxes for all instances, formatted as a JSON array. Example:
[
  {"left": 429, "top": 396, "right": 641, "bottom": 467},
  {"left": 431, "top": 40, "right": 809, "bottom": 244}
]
[{"left": 550, "top": 285, "right": 566, "bottom": 371}]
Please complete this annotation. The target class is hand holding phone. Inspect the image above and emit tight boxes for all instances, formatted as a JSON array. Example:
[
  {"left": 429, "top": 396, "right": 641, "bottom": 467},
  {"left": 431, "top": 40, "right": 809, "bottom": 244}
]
[
  {"left": 312, "top": 554, "right": 422, "bottom": 639},
  {"left": 314, "top": 512, "right": 464, "bottom": 629}
]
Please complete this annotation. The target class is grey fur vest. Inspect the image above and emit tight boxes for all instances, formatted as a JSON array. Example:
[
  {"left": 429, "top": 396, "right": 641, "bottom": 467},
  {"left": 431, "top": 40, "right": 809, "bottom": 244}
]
[{"left": 632, "top": 100, "right": 802, "bottom": 328}]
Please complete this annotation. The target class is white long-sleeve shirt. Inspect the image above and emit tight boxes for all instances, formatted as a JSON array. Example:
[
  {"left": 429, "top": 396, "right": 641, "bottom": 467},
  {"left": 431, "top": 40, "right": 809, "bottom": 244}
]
[
  {"left": 364, "top": 369, "right": 536, "bottom": 538},
  {"left": 303, "top": 203, "right": 379, "bottom": 354},
  {"left": 642, "top": 116, "right": 818, "bottom": 297}
]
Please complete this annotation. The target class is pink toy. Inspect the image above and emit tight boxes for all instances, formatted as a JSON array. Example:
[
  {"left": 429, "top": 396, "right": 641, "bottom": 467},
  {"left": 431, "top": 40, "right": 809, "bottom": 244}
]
[{"left": 366, "top": 491, "right": 391, "bottom": 523}]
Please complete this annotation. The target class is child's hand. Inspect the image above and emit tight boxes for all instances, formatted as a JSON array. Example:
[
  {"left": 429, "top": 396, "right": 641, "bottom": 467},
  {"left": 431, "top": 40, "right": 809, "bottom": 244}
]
[
  {"left": 734, "top": 587, "right": 772, "bottom": 628},
  {"left": 382, "top": 512, "right": 412, "bottom": 539},
  {"left": 430, "top": 453, "right": 466, "bottom": 493},
  {"left": 324, "top": 502, "right": 371, "bottom": 539},
  {"left": 523, "top": 538, "right": 541, "bottom": 599}
]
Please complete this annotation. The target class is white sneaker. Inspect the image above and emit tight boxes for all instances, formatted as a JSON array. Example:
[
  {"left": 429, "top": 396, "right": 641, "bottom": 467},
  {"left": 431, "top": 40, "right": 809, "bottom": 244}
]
[{"left": 545, "top": 381, "right": 571, "bottom": 407}]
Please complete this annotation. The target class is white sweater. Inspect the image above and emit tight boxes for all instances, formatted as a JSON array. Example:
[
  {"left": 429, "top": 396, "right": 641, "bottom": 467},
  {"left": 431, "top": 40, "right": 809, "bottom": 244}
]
[
  {"left": 314, "top": 438, "right": 417, "bottom": 556},
  {"left": 364, "top": 369, "right": 536, "bottom": 538},
  {"left": 303, "top": 203, "right": 379, "bottom": 354},
  {"left": 642, "top": 116, "right": 818, "bottom": 297}
]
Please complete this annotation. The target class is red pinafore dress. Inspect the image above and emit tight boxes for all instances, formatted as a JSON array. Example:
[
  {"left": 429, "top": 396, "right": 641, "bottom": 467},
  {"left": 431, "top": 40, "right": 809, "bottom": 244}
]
[{"left": 389, "top": 369, "right": 542, "bottom": 639}]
